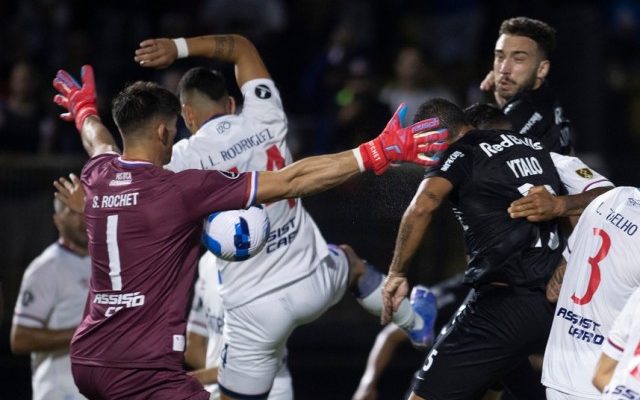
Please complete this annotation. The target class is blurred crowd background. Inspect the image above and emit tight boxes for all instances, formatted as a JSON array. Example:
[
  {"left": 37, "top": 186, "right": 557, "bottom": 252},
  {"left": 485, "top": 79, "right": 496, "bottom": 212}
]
[{"left": 1, "top": 0, "right": 640, "bottom": 398}]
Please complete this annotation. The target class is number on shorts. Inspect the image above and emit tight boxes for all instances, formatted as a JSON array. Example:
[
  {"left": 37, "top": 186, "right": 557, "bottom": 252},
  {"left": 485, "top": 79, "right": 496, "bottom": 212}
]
[
  {"left": 571, "top": 228, "right": 610, "bottom": 305},
  {"left": 106, "top": 215, "right": 123, "bottom": 291},
  {"left": 422, "top": 349, "right": 438, "bottom": 372}
]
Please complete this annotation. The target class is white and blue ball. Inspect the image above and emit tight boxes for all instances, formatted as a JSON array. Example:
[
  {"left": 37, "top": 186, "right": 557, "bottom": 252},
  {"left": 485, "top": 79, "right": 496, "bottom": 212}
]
[{"left": 202, "top": 205, "right": 270, "bottom": 262}]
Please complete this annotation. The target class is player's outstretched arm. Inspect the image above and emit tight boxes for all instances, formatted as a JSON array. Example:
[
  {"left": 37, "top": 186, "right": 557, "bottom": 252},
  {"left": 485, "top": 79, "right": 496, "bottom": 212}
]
[
  {"left": 52, "top": 65, "right": 119, "bottom": 157},
  {"left": 254, "top": 105, "right": 448, "bottom": 204},
  {"left": 135, "top": 34, "right": 268, "bottom": 87},
  {"left": 508, "top": 186, "right": 611, "bottom": 222},
  {"left": 352, "top": 324, "right": 408, "bottom": 400},
  {"left": 381, "top": 177, "right": 453, "bottom": 324}
]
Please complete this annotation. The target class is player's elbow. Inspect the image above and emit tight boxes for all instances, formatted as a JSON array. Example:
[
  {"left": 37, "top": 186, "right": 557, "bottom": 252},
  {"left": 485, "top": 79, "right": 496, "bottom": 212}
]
[{"left": 407, "top": 199, "right": 435, "bottom": 220}]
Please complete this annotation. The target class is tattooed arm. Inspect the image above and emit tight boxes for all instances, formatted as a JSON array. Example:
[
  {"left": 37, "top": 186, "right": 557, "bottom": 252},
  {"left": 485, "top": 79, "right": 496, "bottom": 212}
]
[
  {"left": 546, "top": 259, "right": 567, "bottom": 303},
  {"left": 382, "top": 177, "right": 453, "bottom": 324},
  {"left": 135, "top": 34, "right": 269, "bottom": 87}
]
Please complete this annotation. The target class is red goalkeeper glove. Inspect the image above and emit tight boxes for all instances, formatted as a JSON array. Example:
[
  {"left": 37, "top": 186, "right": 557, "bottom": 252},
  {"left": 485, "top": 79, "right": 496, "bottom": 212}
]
[
  {"left": 356, "top": 103, "right": 448, "bottom": 175},
  {"left": 53, "top": 65, "right": 99, "bottom": 132}
]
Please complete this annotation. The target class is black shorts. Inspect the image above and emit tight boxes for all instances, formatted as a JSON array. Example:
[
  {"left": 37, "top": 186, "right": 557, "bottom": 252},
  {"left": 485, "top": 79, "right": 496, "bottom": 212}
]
[{"left": 412, "top": 286, "right": 553, "bottom": 400}]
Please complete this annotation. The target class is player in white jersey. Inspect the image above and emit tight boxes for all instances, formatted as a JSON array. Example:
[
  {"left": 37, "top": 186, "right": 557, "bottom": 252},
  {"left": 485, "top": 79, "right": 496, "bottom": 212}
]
[
  {"left": 593, "top": 287, "right": 640, "bottom": 399},
  {"left": 11, "top": 178, "right": 90, "bottom": 400},
  {"left": 185, "top": 251, "right": 293, "bottom": 399},
  {"left": 134, "top": 34, "right": 439, "bottom": 398},
  {"left": 542, "top": 187, "right": 640, "bottom": 399}
]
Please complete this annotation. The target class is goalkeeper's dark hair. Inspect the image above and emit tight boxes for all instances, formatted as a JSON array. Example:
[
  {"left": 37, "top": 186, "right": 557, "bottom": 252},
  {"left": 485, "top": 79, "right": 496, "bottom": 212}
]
[
  {"left": 112, "top": 81, "right": 180, "bottom": 136},
  {"left": 463, "top": 103, "right": 512, "bottom": 130},
  {"left": 178, "top": 67, "right": 228, "bottom": 102},
  {"left": 499, "top": 17, "right": 556, "bottom": 58},
  {"left": 414, "top": 98, "right": 467, "bottom": 141}
]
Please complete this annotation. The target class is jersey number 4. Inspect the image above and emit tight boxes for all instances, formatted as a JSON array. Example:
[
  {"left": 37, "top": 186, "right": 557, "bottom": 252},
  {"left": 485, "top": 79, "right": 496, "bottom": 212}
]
[{"left": 571, "top": 228, "right": 611, "bottom": 305}]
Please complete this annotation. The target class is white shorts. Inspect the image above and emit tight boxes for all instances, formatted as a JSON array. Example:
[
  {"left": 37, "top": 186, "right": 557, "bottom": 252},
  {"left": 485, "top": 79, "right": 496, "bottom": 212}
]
[
  {"left": 545, "top": 387, "right": 596, "bottom": 400},
  {"left": 210, "top": 358, "right": 293, "bottom": 400},
  {"left": 217, "top": 245, "right": 349, "bottom": 397}
]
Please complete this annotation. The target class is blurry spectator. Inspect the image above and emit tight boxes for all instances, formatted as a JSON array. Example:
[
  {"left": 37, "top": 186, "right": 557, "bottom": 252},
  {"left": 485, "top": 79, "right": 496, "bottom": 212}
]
[
  {"left": 379, "top": 46, "right": 457, "bottom": 122},
  {"left": 0, "top": 61, "right": 53, "bottom": 154},
  {"left": 331, "top": 57, "right": 390, "bottom": 151}
]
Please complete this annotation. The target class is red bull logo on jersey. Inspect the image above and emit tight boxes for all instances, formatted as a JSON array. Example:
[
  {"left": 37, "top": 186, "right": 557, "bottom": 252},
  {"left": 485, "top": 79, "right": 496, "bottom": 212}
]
[
  {"left": 479, "top": 134, "right": 543, "bottom": 157},
  {"left": 556, "top": 307, "right": 604, "bottom": 345}
]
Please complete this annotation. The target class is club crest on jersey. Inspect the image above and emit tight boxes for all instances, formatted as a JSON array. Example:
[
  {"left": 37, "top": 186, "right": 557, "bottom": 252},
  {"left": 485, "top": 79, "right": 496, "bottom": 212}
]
[
  {"left": 575, "top": 168, "right": 593, "bottom": 179},
  {"left": 218, "top": 170, "right": 240, "bottom": 179},
  {"left": 217, "top": 121, "right": 231, "bottom": 135},
  {"left": 21, "top": 290, "right": 34, "bottom": 307},
  {"left": 255, "top": 84, "right": 272, "bottom": 99},
  {"left": 627, "top": 198, "right": 640, "bottom": 208}
]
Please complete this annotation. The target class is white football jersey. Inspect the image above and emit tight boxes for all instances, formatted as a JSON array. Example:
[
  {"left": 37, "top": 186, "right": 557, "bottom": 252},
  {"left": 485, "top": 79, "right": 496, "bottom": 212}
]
[
  {"left": 12, "top": 243, "right": 90, "bottom": 400},
  {"left": 550, "top": 152, "right": 613, "bottom": 195},
  {"left": 602, "top": 287, "right": 640, "bottom": 400},
  {"left": 187, "top": 252, "right": 292, "bottom": 400},
  {"left": 167, "top": 78, "right": 328, "bottom": 309},
  {"left": 187, "top": 252, "right": 225, "bottom": 396},
  {"left": 543, "top": 187, "right": 640, "bottom": 398}
]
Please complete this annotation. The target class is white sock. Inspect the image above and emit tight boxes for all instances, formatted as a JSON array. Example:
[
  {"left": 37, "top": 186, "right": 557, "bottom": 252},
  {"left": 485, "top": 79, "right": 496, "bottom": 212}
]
[{"left": 356, "top": 278, "right": 424, "bottom": 331}]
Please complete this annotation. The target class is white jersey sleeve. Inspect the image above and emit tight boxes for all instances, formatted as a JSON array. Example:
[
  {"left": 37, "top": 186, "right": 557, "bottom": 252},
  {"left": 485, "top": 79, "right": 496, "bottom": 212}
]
[
  {"left": 603, "top": 288, "right": 640, "bottom": 361},
  {"left": 550, "top": 152, "right": 613, "bottom": 195},
  {"left": 602, "top": 288, "right": 640, "bottom": 400},
  {"left": 239, "top": 79, "right": 286, "bottom": 127},
  {"left": 13, "top": 253, "right": 57, "bottom": 328},
  {"left": 12, "top": 243, "right": 91, "bottom": 400},
  {"left": 542, "top": 187, "right": 640, "bottom": 399}
]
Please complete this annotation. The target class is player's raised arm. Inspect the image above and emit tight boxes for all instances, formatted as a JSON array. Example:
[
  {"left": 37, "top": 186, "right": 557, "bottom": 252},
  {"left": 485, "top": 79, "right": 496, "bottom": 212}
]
[
  {"left": 52, "top": 65, "right": 119, "bottom": 157},
  {"left": 381, "top": 177, "right": 452, "bottom": 324},
  {"left": 254, "top": 104, "right": 447, "bottom": 204},
  {"left": 135, "top": 34, "right": 268, "bottom": 87}
]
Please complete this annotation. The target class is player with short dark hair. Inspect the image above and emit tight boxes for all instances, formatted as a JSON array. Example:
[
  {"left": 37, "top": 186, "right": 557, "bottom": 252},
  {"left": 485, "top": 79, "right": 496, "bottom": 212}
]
[
  {"left": 51, "top": 63, "right": 446, "bottom": 399},
  {"left": 480, "top": 17, "right": 572, "bottom": 155},
  {"left": 134, "top": 33, "right": 444, "bottom": 399},
  {"left": 382, "top": 98, "right": 565, "bottom": 399}
]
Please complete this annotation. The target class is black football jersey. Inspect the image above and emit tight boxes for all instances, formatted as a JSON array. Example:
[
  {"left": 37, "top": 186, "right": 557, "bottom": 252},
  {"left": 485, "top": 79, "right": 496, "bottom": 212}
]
[
  {"left": 502, "top": 82, "right": 572, "bottom": 155},
  {"left": 425, "top": 129, "right": 565, "bottom": 288}
]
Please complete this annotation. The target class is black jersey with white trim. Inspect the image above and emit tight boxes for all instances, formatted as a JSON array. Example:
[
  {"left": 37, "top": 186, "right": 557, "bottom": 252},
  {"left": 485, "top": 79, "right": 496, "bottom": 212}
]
[
  {"left": 425, "top": 129, "right": 565, "bottom": 288},
  {"left": 503, "top": 82, "right": 572, "bottom": 155}
]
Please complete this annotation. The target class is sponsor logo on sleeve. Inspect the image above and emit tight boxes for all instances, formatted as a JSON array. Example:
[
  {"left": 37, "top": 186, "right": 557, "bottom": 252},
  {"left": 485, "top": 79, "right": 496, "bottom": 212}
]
[
  {"left": 255, "top": 84, "right": 272, "bottom": 99},
  {"left": 575, "top": 168, "right": 594, "bottom": 179},
  {"left": 441, "top": 151, "right": 464, "bottom": 171},
  {"left": 218, "top": 170, "right": 240, "bottom": 179}
]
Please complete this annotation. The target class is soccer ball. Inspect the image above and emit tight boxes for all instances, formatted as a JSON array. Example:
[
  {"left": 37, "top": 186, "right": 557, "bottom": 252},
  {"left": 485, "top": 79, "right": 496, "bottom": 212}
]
[{"left": 202, "top": 205, "right": 270, "bottom": 262}]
